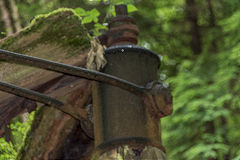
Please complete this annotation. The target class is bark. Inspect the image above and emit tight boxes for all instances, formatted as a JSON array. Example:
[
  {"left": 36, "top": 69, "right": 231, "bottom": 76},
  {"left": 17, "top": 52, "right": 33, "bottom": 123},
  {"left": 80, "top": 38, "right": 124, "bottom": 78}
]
[
  {"left": 9, "top": 0, "right": 21, "bottom": 32},
  {"left": 185, "top": 0, "right": 202, "bottom": 55},
  {"left": 0, "top": 0, "right": 14, "bottom": 35},
  {"left": 4, "top": 125, "right": 12, "bottom": 142},
  {"left": 17, "top": 77, "right": 94, "bottom": 160},
  {"left": 207, "top": 0, "right": 218, "bottom": 53},
  {"left": 207, "top": 0, "right": 215, "bottom": 27}
]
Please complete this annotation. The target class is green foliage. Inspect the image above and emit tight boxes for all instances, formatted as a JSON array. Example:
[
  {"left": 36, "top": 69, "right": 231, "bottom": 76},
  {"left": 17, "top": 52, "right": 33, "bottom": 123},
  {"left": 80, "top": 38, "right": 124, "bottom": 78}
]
[
  {"left": 108, "top": 3, "right": 137, "bottom": 16},
  {"left": 0, "top": 32, "right": 6, "bottom": 35},
  {"left": 74, "top": 2, "right": 137, "bottom": 36},
  {"left": 163, "top": 48, "right": 240, "bottom": 159},
  {"left": 118, "top": 0, "right": 240, "bottom": 159},
  {"left": 75, "top": 8, "right": 100, "bottom": 24},
  {"left": 0, "top": 138, "right": 17, "bottom": 160},
  {"left": 159, "top": 1, "right": 240, "bottom": 159},
  {"left": 16, "top": 0, "right": 60, "bottom": 25},
  {"left": 0, "top": 112, "right": 35, "bottom": 160},
  {"left": 74, "top": 7, "right": 107, "bottom": 36},
  {"left": 10, "top": 112, "right": 35, "bottom": 152},
  {"left": 127, "top": 4, "right": 137, "bottom": 13}
]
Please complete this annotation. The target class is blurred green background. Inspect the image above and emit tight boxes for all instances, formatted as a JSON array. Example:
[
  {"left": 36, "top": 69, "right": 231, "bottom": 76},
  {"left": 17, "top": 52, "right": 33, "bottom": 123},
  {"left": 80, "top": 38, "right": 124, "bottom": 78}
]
[{"left": 0, "top": 0, "right": 239, "bottom": 159}]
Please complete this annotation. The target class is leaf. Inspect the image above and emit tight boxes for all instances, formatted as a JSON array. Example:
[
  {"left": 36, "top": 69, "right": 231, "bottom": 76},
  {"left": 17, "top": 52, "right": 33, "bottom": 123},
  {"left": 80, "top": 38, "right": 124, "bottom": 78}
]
[
  {"left": 74, "top": 8, "right": 86, "bottom": 16},
  {"left": 93, "top": 23, "right": 108, "bottom": 36},
  {"left": 93, "top": 17, "right": 98, "bottom": 23},
  {"left": 82, "top": 16, "right": 93, "bottom": 24},
  {"left": 127, "top": 4, "right": 137, "bottom": 13},
  {"left": 110, "top": 5, "right": 116, "bottom": 16},
  {"left": 89, "top": 8, "right": 100, "bottom": 17},
  {"left": 94, "top": 23, "right": 108, "bottom": 30}
]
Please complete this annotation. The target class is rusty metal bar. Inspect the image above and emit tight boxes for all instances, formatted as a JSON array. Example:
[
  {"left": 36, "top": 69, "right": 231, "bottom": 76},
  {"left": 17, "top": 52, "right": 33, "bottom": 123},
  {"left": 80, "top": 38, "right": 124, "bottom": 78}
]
[
  {"left": 0, "top": 49, "right": 147, "bottom": 97},
  {"left": 0, "top": 81, "right": 63, "bottom": 107},
  {"left": 0, "top": 49, "right": 147, "bottom": 96}
]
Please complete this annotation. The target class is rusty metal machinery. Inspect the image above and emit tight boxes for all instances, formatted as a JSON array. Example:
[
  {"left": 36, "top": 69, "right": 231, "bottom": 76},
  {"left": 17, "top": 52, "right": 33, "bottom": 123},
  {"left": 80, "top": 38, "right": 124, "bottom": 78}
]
[
  {"left": 92, "top": 45, "right": 166, "bottom": 152},
  {"left": 93, "top": 4, "right": 172, "bottom": 153},
  {"left": 0, "top": 4, "right": 173, "bottom": 155},
  {"left": 0, "top": 47, "right": 172, "bottom": 117}
]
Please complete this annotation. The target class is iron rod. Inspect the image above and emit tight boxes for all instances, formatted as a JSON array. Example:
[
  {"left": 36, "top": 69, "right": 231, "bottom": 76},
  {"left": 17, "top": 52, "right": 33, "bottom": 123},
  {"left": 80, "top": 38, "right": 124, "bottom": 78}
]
[
  {"left": 0, "top": 81, "right": 63, "bottom": 107},
  {"left": 0, "top": 49, "right": 147, "bottom": 97}
]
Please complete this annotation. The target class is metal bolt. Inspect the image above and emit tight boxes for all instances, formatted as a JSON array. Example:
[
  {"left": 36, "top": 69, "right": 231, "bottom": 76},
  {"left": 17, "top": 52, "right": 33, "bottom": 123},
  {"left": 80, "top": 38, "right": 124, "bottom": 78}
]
[{"left": 145, "top": 81, "right": 173, "bottom": 118}]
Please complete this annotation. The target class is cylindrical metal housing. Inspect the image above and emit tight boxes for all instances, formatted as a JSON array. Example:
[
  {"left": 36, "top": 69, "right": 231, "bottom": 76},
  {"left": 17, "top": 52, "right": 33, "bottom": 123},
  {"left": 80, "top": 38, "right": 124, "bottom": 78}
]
[{"left": 92, "top": 44, "right": 164, "bottom": 151}]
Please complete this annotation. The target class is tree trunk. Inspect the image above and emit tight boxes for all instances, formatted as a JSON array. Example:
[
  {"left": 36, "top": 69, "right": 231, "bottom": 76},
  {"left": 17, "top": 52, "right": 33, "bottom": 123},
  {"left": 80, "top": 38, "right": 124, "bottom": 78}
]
[
  {"left": 9, "top": 0, "right": 21, "bottom": 32},
  {"left": 0, "top": 0, "right": 14, "bottom": 35},
  {"left": 185, "top": 0, "right": 202, "bottom": 55},
  {"left": 207, "top": 0, "right": 218, "bottom": 53}
]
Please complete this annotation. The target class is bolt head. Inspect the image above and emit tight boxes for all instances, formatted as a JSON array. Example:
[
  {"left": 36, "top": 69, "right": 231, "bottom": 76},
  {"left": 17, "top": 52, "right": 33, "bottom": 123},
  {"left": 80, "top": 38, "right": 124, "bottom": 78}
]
[{"left": 146, "top": 81, "right": 173, "bottom": 118}]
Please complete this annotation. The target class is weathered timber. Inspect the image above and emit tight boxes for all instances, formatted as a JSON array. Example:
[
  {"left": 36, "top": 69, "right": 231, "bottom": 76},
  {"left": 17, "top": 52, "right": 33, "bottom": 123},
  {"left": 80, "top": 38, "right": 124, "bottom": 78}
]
[
  {"left": 17, "top": 76, "right": 93, "bottom": 160},
  {"left": 0, "top": 9, "right": 94, "bottom": 159},
  {"left": 0, "top": 8, "right": 90, "bottom": 128}
]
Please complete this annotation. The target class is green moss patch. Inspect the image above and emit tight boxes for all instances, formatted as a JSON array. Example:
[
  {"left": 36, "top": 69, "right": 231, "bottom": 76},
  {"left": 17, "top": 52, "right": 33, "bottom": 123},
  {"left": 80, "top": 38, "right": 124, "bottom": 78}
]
[{"left": 0, "top": 8, "right": 90, "bottom": 55}]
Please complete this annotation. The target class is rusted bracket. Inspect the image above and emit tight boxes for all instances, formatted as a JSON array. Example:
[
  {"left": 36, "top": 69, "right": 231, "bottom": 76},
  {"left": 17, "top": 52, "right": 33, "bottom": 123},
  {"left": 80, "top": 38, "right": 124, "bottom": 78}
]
[{"left": 0, "top": 48, "right": 172, "bottom": 118}]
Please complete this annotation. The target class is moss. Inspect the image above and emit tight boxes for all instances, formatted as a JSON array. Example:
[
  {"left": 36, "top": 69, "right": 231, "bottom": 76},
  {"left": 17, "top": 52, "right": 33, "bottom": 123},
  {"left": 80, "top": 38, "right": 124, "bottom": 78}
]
[
  {"left": 0, "top": 8, "right": 91, "bottom": 55},
  {"left": 29, "top": 8, "right": 91, "bottom": 52},
  {"left": 22, "top": 8, "right": 80, "bottom": 35},
  {"left": 37, "top": 9, "right": 91, "bottom": 56},
  {"left": 0, "top": 8, "right": 92, "bottom": 85},
  {"left": 0, "top": 36, "right": 18, "bottom": 51}
]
